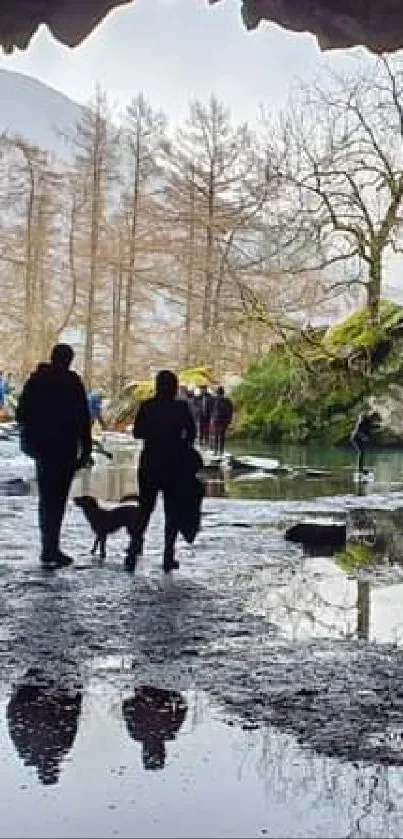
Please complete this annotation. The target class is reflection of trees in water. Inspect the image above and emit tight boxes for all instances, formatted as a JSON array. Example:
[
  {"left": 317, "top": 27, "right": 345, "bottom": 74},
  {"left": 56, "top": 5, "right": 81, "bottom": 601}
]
[
  {"left": 227, "top": 475, "right": 356, "bottom": 502},
  {"left": 234, "top": 723, "right": 403, "bottom": 837},
  {"left": 204, "top": 479, "right": 226, "bottom": 499},
  {"left": 74, "top": 450, "right": 136, "bottom": 502},
  {"left": 6, "top": 667, "right": 82, "bottom": 786},
  {"left": 122, "top": 685, "right": 187, "bottom": 771},
  {"left": 262, "top": 508, "right": 403, "bottom": 642},
  {"left": 255, "top": 552, "right": 357, "bottom": 641},
  {"left": 106, "top": 464, "right": 126, "bottom": 503}
]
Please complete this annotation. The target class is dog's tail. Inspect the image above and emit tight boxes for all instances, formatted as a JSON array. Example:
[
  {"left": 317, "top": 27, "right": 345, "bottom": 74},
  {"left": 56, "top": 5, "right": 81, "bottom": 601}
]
[{"left": 120, "top": 493, "right": 141, "bottom": 504}]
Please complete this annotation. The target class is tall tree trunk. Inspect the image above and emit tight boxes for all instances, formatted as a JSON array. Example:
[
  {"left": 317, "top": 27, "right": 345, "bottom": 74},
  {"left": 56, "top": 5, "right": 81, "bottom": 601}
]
[
  {"left": 121, "top": 129, "right": 140, "bottom": 386},
  {"left": 83, "top": 111, "right": 102, "bottom": 389},
  {"left": 185, "top": 164, "right": 195, "bottom": 366},
  {"left": 22, "top": 162, "right": 35, "bottom": 378},
  {"left": 367, "top": 250, "right": 382, "bottom": 327},
  {"left": 366, "top": 250, "right": 382, "bottom": 375},
  {"left": 111, "top": 253, "right": 124, "bottom": 395},
  {"left": 202, "top": 163, "right": 214, "bottom": 337},
  {"left": 35, "top": 187, "right": 48, "bottom": 359}
]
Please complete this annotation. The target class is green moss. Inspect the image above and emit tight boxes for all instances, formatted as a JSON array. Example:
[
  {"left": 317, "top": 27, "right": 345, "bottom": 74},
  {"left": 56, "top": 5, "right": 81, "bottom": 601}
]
[
  {"left": 324, "top": 300, "right": 403, "bottom": 354},
  {"left": 233, "top": 301, "right": 403, "bottom": 444},
  {"left": 106, "top": 365, "right": 217, "bottom": 427},
  {"left": 178, "top": 366, "right": 216, "bottom": 387},
  {"left": 335, "top": 542, "right": 374, "bottom": 573}
]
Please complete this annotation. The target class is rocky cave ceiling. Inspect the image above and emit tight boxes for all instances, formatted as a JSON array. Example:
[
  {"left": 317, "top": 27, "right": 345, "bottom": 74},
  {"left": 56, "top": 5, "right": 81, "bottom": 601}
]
[{"left": 1, "top": 1, "right": 403, "bottom": 54}]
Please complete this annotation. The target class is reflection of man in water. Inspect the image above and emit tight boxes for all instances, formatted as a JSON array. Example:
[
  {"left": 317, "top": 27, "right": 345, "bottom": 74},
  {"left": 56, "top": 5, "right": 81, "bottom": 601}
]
[
  {"left": 6, "top": 668, "right": 83, "bottom": 786},
  {"left": 122, "top": 685, "right": 187, "bottom": 771}
]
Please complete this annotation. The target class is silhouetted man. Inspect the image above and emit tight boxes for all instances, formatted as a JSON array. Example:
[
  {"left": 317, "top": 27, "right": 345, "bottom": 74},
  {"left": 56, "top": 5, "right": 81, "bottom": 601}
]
[
  {"left": 350, "top": 410, "right": 380, "bottom": 476},
  {"left": 194, "top": 385, "right": 214, "bottom": 448},
  {"left": 6, "top": 668, "right": 83, "bottom": 786},
  {"left": 16, "top": 344, "right": 92, "bottom": 567},
  {"left": 122, "top": 685, "right": 187, "bottom": 771},
  {"left": 126, "top": 369, "right": 202, "bottom": 573},
  {"left": 211, "top": 385, "right": 233, "bottom": 456}
]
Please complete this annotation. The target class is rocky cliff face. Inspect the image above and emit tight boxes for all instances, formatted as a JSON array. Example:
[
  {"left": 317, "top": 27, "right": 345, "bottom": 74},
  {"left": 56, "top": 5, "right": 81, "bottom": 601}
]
[
  {"left": 370, "top": 385, "right": 403, "bottom": 443},
  {"left": 2, "top": 1, "right": 403, "bottom": 54},
  {"left": 232, "top": 0, "right": 403, "bottom": 52},
  {"left": 1, "top": 1, "right": 131, "bottom": 52}
]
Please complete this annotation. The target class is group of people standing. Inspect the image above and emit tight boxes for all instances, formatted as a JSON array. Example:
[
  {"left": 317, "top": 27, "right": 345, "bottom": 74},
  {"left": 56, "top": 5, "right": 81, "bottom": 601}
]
[
  {"left": 14, "top": 341, "right": 379, "bottom": 573},
  {"left": 16, "top": 344, "right": 205, "bottom": 572},
  {"left": 179, "top": 383, "right": 234, "bottom": 456}
]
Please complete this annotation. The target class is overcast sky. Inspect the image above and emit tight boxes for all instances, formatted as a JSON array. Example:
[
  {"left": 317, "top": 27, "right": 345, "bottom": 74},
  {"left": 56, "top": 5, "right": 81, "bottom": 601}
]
[{"left": 0, "top": 0, "right": 374, "bottom": 126}]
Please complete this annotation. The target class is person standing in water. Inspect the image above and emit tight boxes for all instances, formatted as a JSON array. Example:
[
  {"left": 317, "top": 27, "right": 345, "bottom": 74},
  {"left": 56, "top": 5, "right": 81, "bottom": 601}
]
[
  {"left": 211, "top": 385, "right": 234, "bottom": 456},
  {"left": 350, "top": 410, "right": 380, "bottom": 477}
]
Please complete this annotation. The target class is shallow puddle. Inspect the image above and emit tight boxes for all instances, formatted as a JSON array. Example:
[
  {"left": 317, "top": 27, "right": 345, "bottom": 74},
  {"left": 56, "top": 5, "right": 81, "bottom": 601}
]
[
  {"left": 2, "top": 679, "right": 403, "bottom": 839},
  {"left": 1, "top": 433, "right": 403, "bottom": 835}
]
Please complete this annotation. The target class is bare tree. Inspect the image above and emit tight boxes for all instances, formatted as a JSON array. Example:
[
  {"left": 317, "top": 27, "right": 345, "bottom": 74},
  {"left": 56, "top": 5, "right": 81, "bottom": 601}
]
[
  {"left": 70, "top": 85, "right": 119, "bottom": 388},
  {"left": 0, "top": 136, "right": 67, "bottom": 376},
  {"left": 118, "top": 94, "right": 167, "bottom": 386},
  {"left": 163, "top": 96, "right": 260, "bottom": 365},
  {"left": 263, "top": 56, "right": 403, "bottom": 328}
]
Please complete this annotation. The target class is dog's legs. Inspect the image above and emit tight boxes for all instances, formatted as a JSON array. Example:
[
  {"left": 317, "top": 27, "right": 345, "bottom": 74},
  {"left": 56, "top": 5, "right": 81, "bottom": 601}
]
[
  {"left": 100, "top": 537, "right": 107, "bottom": 560},
  {"left": 91, "top": 536, "right": 99, "bottom": 555}
]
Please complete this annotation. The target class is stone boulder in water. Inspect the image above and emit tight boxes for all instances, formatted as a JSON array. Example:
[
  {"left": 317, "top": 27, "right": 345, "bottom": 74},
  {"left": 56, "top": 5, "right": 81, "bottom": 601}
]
[{"left": 285, "top": 521, "right": 347, "bottom": 550}]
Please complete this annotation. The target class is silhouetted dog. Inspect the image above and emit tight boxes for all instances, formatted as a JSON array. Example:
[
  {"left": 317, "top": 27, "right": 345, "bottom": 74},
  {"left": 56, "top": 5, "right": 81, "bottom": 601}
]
[{"left": 74, "top": 495, "right": 141, "bottom": 560}]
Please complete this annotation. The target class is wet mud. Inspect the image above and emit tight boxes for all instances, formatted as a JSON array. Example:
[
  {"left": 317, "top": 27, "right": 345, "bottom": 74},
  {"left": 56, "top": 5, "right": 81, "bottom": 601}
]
[{"left": 2, "top": 434, "right": 403, "bottom": 835}]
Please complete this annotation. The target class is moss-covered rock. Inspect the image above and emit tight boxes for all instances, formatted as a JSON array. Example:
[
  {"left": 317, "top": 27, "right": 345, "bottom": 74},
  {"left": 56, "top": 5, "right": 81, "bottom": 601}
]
[
  {"left": 233, "top": 301, "right": 403, "bottom": 444},
  {"left": 178, "top": 366, "right": 216, "bottom": 387},
  {"left": 323, "top": 300, "right": 403, "bottom": 355},
  {"left": 105, "top": 366, "right": 216, "bottom": 429}
]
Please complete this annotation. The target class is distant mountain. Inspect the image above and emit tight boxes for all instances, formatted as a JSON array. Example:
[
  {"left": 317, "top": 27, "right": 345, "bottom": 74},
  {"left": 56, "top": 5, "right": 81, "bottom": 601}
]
[{"left": 0, "top": 69, "right": 83, "bottom": 157}]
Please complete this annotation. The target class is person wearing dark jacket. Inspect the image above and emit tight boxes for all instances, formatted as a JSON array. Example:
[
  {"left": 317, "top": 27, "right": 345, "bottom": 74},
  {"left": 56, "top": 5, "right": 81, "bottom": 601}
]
[
  {"left": 126, "top": 369, "right": 203, "bottom": 573},
  {"left": 211, "top": 386, "right": 234, "bottom": 456},
  {"left": 194, "top": 385, "right": 214, "bottom": 448},
  {"left": 16, "top": 344, "right": 92, "bottom": 568},
  {"left": 350, "top": 411, "right": 380, "bottom": 475}
]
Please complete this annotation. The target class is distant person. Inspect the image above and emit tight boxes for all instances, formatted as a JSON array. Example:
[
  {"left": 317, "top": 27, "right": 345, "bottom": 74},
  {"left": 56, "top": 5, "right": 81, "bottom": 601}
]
[
  {"left": 0, "top": 370, "right": 5, "bottom": 411},
  {"left": 3, "top": 372, "right": 16, "bottom": 416},
  {"left": 350, "top": 411, "right": 380, "bottom": 476},
  {"left": 7, "top": 668, "right": 82, "bottom": 786},
  {"left": 211, "top": 386, "right": 234, "bottom": 456},
  {"left": 126, "top": 369, "right": 204, "bottom": 573},
  {"left": 122, "top": 686, "right": 187, "bottom": 771},
  {"left": 178, "top": 384, "right": 197, "bottom": 420},
  {"left": 87, "top": 388, "right": 106, "bottom": 430},
  {"left": 194, "top": 384, "right": 214, "bottom": 448},
  {"left": 16, "top": 344, "right": 92, "bottom": 568},
  {"left": 178, "top": 384, "right": 190, "bottom": 402}
]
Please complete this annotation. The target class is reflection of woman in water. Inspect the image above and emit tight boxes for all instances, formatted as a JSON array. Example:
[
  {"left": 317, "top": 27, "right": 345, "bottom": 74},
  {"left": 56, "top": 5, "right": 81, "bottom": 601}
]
[
  {"left": 6, "top": 668, "right": 83, "bottom": 786},
  {"left": 122, "top": 685, "right": 187, "bottom": 771}
]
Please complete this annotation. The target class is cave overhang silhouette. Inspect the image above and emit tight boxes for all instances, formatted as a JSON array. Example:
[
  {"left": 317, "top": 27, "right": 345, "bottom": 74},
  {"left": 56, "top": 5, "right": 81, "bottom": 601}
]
[{"left": 1, "top": 1, "right": 402, "bottom": 54}]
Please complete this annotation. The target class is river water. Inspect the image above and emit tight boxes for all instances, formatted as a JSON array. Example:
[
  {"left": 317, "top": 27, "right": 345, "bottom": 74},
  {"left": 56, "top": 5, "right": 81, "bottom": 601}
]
[{"left": 2, "top": 433, "right": 403, "bottom": 837}]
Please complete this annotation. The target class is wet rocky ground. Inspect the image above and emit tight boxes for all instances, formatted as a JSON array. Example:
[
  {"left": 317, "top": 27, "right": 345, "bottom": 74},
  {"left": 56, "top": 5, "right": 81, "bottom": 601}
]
[{"left": 2, "top": 432, "right": 403, "bottom": 836}]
